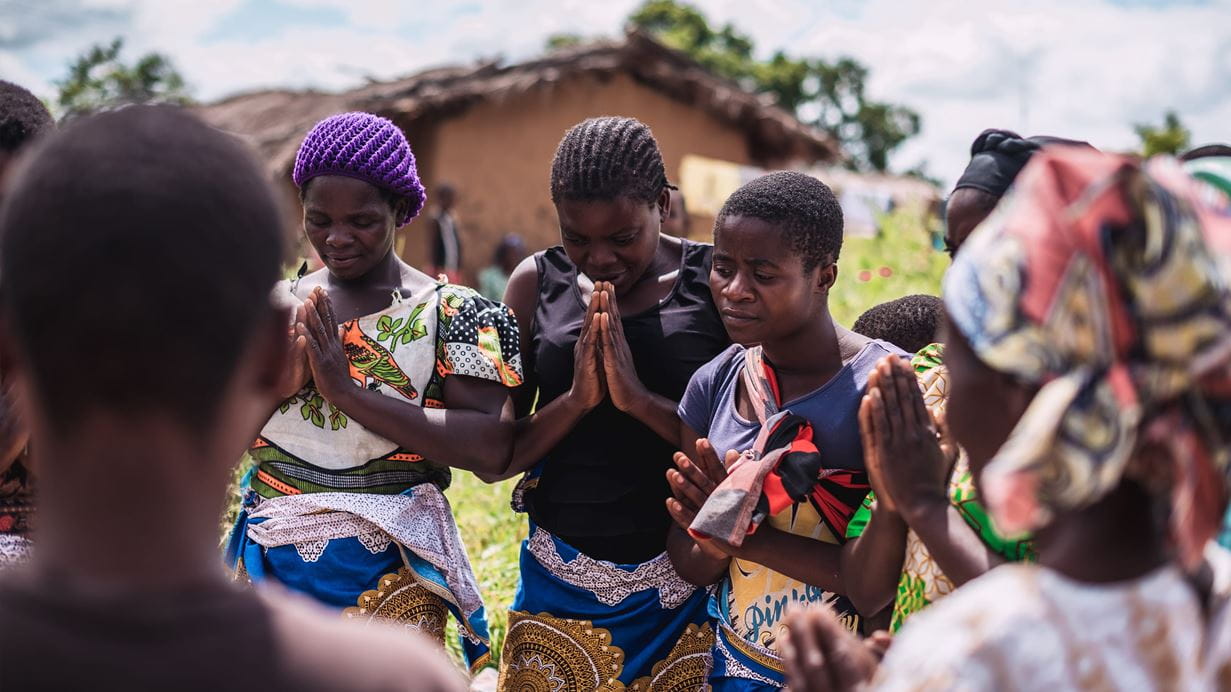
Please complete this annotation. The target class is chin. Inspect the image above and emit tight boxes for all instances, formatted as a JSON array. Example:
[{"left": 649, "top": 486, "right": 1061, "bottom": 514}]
[{"left": 721, "top": 320, "right": 767, "bottom": 347}]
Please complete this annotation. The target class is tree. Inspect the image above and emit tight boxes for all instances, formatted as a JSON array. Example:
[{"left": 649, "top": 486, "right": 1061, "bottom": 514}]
[
  {"left": 1134, "top": 110, "right": 1190, "bottom": 158},
  {"left": 546, "top": 33, "right": 586, "bottom": 51},
  {"left": 55, "top": 38, "right": 190, "bottom": 118},
  {"left": 628, "top": 0, "right": 920, "bottom": 172}
]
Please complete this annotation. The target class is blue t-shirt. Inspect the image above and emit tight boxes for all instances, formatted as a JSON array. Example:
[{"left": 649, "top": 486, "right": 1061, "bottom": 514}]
[
  {"left": 676, "top": 339, "right": 904, "bottom": 654},
  {"left": 678, "top": 340, "right": 902, "bottom": 470}
]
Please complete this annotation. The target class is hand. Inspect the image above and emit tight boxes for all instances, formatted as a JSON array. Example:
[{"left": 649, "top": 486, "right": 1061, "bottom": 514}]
[
  {"left": 782, "top": 607, "right": 882, "bottom": 692},
  {"left": 278, "top": 302, "right": 311, "bottom": 400},
  {"left": 594, "top": 282, "right": 647, "bottom": 413},
  {"left": 666, "top": 438, "right": 736, "bottom": 560},
  {"left": 298, "top": 287, "right": 353, "bottom": 402},
  {"left": 567, "top": 281, "right": 606, "bottom": 411},
  {"left": 861, "top": 357, "right": 952, "bottom": 519}
]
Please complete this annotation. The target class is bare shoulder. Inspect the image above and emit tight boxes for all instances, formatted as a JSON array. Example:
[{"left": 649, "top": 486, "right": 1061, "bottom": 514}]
[
  {"left": 259, "top": 587, "right": 467, "bottom": 692},
  {"left": 502, "top": 254, "right": 540, "bottom": 322},
  {"left": 289, "top": 268, "right": 332, "bottom": 301}
]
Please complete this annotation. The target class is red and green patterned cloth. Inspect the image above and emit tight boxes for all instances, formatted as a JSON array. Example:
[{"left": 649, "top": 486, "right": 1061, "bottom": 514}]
[{"left": 845, "top": 343, "right": 1034, "bottom": 631}]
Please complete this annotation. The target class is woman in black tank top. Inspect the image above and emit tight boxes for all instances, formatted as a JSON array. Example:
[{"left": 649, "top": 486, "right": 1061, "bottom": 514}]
[{"left": 490, "top": 117, "right": 730, "bottom": 687}]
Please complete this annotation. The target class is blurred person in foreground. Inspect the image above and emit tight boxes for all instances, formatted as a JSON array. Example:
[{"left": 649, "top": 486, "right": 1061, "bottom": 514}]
[
  {"left": 0, "top": 105, "right": 464, "bottom": 691},
  {"left": 783, "top": 147, "right": 1231, "bottom": 690}
]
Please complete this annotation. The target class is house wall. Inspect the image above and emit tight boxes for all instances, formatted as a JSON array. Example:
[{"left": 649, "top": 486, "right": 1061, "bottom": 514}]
[{"left": 395, "top": 72, "right": 754, "bottom": 286}]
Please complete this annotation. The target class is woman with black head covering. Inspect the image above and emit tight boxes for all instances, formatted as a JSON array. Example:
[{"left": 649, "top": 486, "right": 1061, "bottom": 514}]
[
  {"left": 840, "top": 129, "right": 1095, "bottom": 634},
  {"left": 942, "top": 129, "right": 1091, "bottom": 257}
]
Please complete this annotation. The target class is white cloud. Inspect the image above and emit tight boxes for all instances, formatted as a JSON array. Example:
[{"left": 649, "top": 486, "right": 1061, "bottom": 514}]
[{"left": 3, "top": 0, "right": 1228, "bottom": 187}]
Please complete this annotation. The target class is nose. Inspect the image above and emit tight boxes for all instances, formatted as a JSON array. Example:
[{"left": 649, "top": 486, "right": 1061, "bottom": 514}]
[
  {"left": 722, "top": 270, "right": 755, "bottom": 303},
  {"left": 587, "top": 245, "right": 619, "bottom": 272},
  {"left": 325, "top": 226, "right": 353, "bottom": 248}
]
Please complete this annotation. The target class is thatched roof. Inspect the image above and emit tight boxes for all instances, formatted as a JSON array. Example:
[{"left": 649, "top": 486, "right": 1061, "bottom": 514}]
[{"left": 196, "top": 29, "right": 840, "bottom": 176}]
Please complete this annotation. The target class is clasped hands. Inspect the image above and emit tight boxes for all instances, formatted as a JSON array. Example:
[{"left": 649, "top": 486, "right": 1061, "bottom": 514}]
[
  {"left": 567, "top": 281, "right": 650, "bottom": 414},
  {"left": 278, "top": 286, "right": 352, "bottom": 403}
]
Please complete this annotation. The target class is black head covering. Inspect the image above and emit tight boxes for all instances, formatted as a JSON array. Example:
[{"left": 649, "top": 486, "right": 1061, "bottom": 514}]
[{"left": 954, "top": 129, "right": 1093, "bottom": 198}]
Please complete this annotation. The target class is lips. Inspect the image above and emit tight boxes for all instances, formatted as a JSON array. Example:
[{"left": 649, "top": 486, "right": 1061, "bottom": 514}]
[
  {"left": 721, "top": 308, "right": 759, "bottom": 324},
  {"left": 589, "top": 271, "right": 625, "bottom": 283}
]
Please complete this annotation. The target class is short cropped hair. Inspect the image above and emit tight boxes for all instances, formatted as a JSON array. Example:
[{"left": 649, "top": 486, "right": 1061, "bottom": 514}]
[
  {"left": 0, "top": 106, "right": 285, "bottom": 430},
  {"left": 715, "top": 171, "right": 844, "bottom": 271},
  {"left": 853, "top": 294, "right": 944, "bottom": 354}
]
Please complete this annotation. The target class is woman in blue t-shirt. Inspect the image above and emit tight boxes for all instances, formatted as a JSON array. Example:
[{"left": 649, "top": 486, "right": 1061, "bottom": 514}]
[{"left": 667, "top": 171, "right": 903, "bottom": 690}]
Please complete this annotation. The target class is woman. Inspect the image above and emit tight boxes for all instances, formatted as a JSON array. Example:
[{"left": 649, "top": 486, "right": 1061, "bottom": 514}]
[
  {"left": 491, "top": 116, "right": 731, "bottom": 689},
  {"left": 226, "top": 112, "right": 522, "bottom": 672},
  {"left": 784, "top": 148, "right": 1231, "bottom": 690}
]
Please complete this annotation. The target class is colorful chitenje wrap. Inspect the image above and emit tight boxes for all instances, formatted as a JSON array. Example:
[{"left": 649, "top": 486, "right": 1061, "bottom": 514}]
[
  {"left": 498, "top": 512, "right": 715, "bottom": 691},
  {"left": 689, "top": 348, "right": 869, "bottom": 549},
  {"left": 226, "top": 280, "right": 523, "bottom": 673},
  {"left": 944, "top": 148, "right": 1231, "bottom": 569}
]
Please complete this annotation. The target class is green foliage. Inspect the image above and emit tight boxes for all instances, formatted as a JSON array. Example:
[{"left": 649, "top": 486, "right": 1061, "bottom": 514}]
[
  {"left": 545, "top": 33, "right": 586, "bottom": 50},
  {"left": 830, "top": 205, "right": 947, "bottom": 327},
  {"left": 1134, "top": 110, "right": 1191, "bottom": 158},
  {"left": 55, "top": 38, "right": 190, "bottom": 118},
  {"left": 628, "top": 0, "right": 921, "bottom": 172}
]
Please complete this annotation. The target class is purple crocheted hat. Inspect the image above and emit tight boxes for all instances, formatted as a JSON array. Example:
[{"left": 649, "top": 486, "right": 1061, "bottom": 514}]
[{"left": 292, "top": 112, "right": 426, "bottom": 226}]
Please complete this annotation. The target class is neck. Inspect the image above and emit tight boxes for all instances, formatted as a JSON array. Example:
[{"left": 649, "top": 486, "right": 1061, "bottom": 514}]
[
  {"left": 1036, "top": 480, "right": 1170, "bottom": 584},
  {"left": 762, "top": 309, "right": 842, "bottom": 375},
  {"left": 28, "top": 417, "right": 234, "bottom": 592}
]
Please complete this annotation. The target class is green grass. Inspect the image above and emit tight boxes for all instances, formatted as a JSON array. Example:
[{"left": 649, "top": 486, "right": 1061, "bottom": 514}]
[{"left": 229, "top": 207, "right": 946, "bottom": 670}]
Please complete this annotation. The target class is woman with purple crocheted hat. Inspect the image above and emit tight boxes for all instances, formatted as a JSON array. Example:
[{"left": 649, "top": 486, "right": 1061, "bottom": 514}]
[{"left": 225, "top": 112, "right": 523, "bottom": 673}]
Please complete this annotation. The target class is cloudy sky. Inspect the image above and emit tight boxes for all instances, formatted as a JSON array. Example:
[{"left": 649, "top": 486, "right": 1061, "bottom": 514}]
[{"left": 2, "top": 0, "right": 1228, "bottom": 186}]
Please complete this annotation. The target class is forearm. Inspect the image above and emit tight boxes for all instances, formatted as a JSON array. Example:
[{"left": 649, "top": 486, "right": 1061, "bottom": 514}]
[
  {"left": 841, "top": 505, "right": 908, "bottom": 617},
  {"left": 619, "top": 389, "right": 682, "bottom": 448},
  {"left": 735, "top": 526, "right": 845, "bottom": 593},
  {"left": 902, "top": 499, "right": 1005, "bottom": 587},
  {"left": 483, "top": 392, "right": 591, "bottom": 482},
  {"left": 330, "top": 385, "right": 513, "bottom": 474},
  {"left": 667, "top": 525, "right": 730, "bottom": 586}
]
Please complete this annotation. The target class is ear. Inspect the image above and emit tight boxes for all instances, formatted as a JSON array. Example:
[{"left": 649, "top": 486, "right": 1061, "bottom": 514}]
[
  {"left": 656, "top": 188, "right": 671, "bottom": 224},
  {"left": 815, "top": 259, "right": 838, "bottom": 295},
  {"left": 393, "top": 197, "right": 412, "bottom": 225}
]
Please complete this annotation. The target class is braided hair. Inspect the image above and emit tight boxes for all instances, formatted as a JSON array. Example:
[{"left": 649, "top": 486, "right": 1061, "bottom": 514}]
[{"left": 550, "top": 116, "right": 670, "bottom": 204}]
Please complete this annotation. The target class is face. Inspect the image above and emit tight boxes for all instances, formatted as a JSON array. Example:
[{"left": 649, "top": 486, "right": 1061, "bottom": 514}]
[
  {"left": 662, "top": 189, "right": 689, "bottom": 237},
  {"left": 437, "top": 186, "right": 456, "bottom": 210},
  {"left": 303, "top": 175, "right": 404, "bottom": 281},
  {"left": 710, "top": 215, "right": 834, "bottom": 347},
  {"left": 944, "top": 187, "right": 996, "bottom": 258},
  {"left": 942, "top": 318, "right": 1037, "bottom": 479},
  {"left": 555, "top": 190, "right": 667, "bottom": 295}
]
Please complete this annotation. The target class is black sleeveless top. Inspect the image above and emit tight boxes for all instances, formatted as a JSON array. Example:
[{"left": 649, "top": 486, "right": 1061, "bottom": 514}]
[{"left": 526, "top": 240, "right": 731, "bottom": 563}]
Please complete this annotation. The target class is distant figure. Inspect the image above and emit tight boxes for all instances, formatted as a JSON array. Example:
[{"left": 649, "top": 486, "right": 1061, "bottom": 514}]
[
  {"left": 0, "top": 106, "right": 464, "bottom": 692},
  {"left": 478, "top": 234, "right": 527, "bottom": 300},
  {"left": 662, "top": 188, "right": 691, "bottom": 237},
  {"left": 427, "top": 183, "right": 463, "bottom": 283},
  {"left": 852, "top": 294, "right": 944, "bottom": 355}
]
